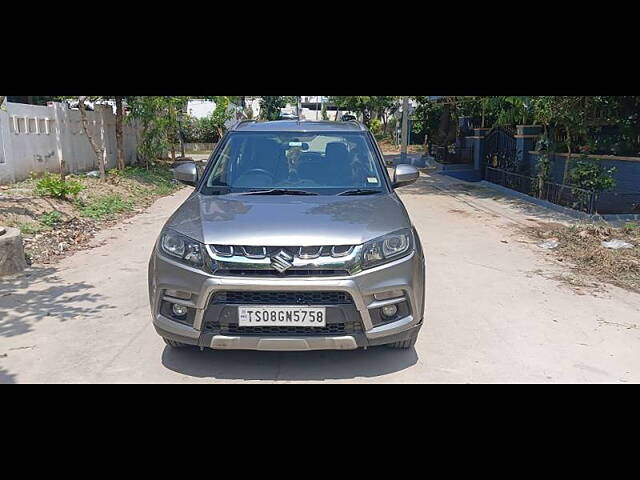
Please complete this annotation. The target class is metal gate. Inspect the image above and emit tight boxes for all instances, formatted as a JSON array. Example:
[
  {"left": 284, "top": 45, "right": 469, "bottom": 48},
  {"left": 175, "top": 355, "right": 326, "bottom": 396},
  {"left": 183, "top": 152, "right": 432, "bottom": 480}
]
[{"left": 482, "top": 126, "right": 517, "bottom": 173}]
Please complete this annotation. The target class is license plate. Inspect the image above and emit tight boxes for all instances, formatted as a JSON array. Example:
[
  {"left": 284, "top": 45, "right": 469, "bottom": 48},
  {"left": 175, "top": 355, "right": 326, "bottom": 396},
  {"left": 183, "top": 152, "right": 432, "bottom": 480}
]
[{"left": 238, "top": 306, "right": 326, "bottom": 327}]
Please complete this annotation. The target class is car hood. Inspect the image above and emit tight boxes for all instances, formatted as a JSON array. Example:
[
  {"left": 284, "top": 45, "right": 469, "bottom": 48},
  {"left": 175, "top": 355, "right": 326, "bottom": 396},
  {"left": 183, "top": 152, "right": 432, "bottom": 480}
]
[{"left": 164, "top": 192, "right": 411, "bottom": 246}]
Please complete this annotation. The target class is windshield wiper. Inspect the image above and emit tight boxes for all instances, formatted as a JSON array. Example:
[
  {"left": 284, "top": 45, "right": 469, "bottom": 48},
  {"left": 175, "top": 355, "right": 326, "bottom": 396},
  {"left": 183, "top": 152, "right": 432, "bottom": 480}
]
[
  {"left": 337, "top": 189, "right": 382, "bottom": 196},
  {"left": 237, "top": 189, "right": 319, "bottom": 196}
]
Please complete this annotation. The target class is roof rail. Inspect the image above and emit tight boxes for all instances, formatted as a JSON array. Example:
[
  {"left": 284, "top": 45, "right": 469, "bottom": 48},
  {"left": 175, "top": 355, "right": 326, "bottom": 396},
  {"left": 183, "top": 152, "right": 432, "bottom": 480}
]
[
  {"left": 347, "top": 119, "right": 367, "bottom": 131},
  {"left": 231, "top": 119, "right": 258, "bottom": 130}
]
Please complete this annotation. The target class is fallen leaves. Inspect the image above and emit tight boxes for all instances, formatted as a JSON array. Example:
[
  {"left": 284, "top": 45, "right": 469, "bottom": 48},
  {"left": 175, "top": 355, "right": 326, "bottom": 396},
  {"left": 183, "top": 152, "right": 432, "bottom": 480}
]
[{"left": 524, "top": 222, "right": 640, "bottom": 292}]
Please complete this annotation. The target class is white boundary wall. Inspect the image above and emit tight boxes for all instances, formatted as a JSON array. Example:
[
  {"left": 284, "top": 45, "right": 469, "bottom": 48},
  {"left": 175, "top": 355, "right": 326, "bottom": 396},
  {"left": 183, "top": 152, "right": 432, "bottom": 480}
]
[{"left": 0, "top": 101, "right": 140, "bottom": 184}]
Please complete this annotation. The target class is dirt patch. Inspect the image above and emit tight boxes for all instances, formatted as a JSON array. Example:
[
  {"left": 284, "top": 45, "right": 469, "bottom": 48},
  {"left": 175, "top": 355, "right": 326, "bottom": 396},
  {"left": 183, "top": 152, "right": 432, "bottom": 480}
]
[
  {"left": 448, "top": 209, "right": 471, "bottom": 217},
  {"left": 0, "top": 163, "right": 183, "bottom": 265},
  {"left": 377, "top": 138, "right": 425, "bottom": 156},
  {"left": 524, "top": 222, "right": 640, "bottom": 292}
]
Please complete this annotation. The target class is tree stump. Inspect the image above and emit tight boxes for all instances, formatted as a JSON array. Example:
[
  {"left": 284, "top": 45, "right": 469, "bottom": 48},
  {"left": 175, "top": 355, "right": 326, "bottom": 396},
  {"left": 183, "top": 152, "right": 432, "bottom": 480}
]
[{"left": 0, "top": 227, "right": 27, "bottom": 276}]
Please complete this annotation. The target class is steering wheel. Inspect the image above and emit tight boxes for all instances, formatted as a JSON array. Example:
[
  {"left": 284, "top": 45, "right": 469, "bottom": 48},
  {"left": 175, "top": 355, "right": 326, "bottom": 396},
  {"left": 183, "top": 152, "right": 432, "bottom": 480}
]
[{"left": 243, "top": 168, "right": 274, "bottom": 179}]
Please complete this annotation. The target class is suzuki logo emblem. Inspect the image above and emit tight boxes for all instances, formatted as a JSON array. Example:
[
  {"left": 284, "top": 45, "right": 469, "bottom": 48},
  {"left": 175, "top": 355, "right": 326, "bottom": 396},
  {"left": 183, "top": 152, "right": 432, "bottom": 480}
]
[{"left": 271, "top": 250, "right": 294, "bottom": 273}]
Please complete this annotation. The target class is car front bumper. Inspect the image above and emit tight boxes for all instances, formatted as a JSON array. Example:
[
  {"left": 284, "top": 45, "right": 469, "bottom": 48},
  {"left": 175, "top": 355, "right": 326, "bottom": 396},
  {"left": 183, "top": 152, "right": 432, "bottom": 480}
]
[{"left": 149, "top": 247, "right": 426, "bottom": 351}]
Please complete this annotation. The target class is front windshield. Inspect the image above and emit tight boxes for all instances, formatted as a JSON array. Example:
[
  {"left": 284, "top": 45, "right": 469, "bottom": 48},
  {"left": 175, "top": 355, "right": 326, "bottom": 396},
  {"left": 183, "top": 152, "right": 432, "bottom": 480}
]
[{"left": 201, "top": 132, "right": 388, "bottom": 195}]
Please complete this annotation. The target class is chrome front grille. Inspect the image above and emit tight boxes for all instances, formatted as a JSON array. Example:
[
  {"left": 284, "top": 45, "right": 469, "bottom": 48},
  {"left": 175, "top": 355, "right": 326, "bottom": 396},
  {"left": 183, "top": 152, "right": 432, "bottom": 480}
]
[
  {"left": 210, "top": 245, "right": 355, "bottom": 260},
  {"left": 214, "top": 269, "right": 351, "bottom": 277},
  {"left": 206, "top": 244, "right": 363, "bottom": 277}
]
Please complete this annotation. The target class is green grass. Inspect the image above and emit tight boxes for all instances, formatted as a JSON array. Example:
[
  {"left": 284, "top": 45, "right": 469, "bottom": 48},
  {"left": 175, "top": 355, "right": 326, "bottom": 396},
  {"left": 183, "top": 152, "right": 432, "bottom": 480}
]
[
  {"left": 14, "top": 221, "right": 47, "bottom": 235},
  {"left": 77, "top": 195, "right": 134, "bottom": 220},
  {"left": 623, "top": 222, "right": 640, "bottom": 233},
  {"left": 40, "top": 210, "right": 63, "bottom": 227},
  {"left": 113, "top": 165, "right": 179, "bottom": 197}
]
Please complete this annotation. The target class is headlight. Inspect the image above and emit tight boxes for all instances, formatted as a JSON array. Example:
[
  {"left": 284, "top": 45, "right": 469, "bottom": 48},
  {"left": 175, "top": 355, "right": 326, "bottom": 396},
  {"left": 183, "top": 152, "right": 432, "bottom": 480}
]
[
  {"left": 362, "top": 229, "right": 413, "bottom": 269},
  {"left": 159, "top": 229, "right": 205, "bottom": 268}
]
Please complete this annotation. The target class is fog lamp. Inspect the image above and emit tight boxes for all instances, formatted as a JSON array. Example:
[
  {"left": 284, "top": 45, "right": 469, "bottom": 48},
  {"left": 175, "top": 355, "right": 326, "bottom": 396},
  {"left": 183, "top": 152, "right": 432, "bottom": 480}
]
[
  {"left": 381, "top": 304, "right": 399, "bottom": 318},
  {"left": 172, "top": 304, "right": 189, "bottom": 317}
]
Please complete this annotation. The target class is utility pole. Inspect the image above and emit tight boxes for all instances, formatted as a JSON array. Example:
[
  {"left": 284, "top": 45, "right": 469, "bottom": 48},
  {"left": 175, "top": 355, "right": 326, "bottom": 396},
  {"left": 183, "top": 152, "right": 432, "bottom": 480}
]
[
  {"left": 178, "top": 102, "right": 186, "bottom": 158},
  {"left": 400, "top": 96, "right": 409, "bottom": 163}
]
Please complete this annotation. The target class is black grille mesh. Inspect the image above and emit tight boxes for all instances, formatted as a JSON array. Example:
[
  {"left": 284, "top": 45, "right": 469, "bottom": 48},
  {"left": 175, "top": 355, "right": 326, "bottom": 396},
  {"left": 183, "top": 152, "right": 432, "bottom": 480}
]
[
  {"left": 214, "top": 324, "right": 350, "bottom": 336},
  {"left": 211, "top": 291, "right": 354, "bottom": 305},
  {"left": 206, "top": 291, "right": 360, "bottom": 337}
]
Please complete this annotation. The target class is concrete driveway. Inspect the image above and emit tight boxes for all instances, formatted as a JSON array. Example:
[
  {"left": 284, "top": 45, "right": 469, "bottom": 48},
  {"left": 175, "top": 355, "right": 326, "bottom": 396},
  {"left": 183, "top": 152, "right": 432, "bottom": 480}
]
[{"left": 1, "top": 173, "right": 639, "bottom": 383}]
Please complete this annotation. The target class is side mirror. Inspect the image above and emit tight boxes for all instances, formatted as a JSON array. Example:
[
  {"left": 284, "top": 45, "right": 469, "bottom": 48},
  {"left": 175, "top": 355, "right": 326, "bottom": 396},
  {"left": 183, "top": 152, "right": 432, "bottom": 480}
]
[
  {"left": 393, "top": 164, "right": 419, "bottom": 188},
  {"left": 173, "top": 161, "right": 198, "bottom": 187}
]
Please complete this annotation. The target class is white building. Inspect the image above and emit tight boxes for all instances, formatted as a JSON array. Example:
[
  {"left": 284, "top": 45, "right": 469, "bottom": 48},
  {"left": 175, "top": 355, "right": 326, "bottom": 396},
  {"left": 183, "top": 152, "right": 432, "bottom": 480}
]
[
  {"left": 187, "top": 97, "right": 262, "bottom": 129},
  {"left": 284, "top": 96, "right": 347, "bottom": 121},
  {"left": 186, "top": 99, "right": 216, "bottom": 119}
]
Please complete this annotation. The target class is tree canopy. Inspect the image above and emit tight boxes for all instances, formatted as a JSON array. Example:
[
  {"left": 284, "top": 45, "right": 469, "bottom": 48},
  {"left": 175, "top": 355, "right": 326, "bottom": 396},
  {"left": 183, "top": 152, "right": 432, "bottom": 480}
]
[
  {"left": 259, "top": 96, "right": 296, "bottom": 120},
  {"left": 412, "top": 96, "right": 640, "bottom": 157},
  {"left": 329, "top": 96, "right": 400, "bottom": 127}
]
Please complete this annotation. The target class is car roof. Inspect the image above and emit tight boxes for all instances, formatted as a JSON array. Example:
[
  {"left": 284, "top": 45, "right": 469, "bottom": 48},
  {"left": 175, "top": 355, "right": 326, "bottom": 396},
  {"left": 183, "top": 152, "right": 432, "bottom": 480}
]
[{"left": 231, "top": 120, "right": 368, "bottom": 133}]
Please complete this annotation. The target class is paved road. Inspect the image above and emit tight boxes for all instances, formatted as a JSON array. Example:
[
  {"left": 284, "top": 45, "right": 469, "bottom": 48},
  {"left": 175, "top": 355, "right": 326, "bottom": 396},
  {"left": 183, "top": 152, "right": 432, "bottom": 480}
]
[{"left": 1, "top": 173, "right": 639, "bottom": 383}]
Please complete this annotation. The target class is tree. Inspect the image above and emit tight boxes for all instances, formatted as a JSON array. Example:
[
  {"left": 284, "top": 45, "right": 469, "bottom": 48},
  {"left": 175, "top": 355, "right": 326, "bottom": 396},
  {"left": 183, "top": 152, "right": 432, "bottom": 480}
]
[
  {"left": 531, "top": 96, "right": 588, "bottom": 183},
  {"left": 330, "top": 96, "right": 374, "bottom": 126},
  {"left": 329, "top": 96, "right": 401, "bottom": 129},
  {"left": 192, "top": 96, "right": 242, "bottom": 139},
  {"left": 114, "top": 96, "right": 126, "bottom": 170},
  {"left": 372, "top": 96, "right": 400, "bottom": 134},
  {"left": 259, "top": 96, "right": 294, "bottom": 120},
  {"left": 78, "top": 96, "right": 107, "bottom": 181},
  {"left": 412, "top": 96, "right": 445, "bottom": 148},
  {"left": 58, "top": 96, "right": 126, "bottom": 178},
  {"left": 128, "top": 96, "right": 190, "bottom": 166}
]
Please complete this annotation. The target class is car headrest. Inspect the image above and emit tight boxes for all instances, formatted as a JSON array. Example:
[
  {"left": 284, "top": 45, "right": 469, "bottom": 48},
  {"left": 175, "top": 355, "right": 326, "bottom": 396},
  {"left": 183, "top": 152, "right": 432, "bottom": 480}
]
[
  {"left": 246, "top": 138, "right": 282, "bottom": 170},
  {"left": 325, "top": 142, "right": 349, "bottom": 161}
]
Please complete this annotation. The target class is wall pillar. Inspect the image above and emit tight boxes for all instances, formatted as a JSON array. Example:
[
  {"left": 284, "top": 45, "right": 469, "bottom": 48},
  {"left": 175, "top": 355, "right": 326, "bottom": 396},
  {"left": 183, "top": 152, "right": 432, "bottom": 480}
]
[
  {"left": 515, "top": 125, "right": 543, "bottom": 171},
  {"left": 50, "top": 102, "right": 73, "bottom": 177},
  {"left": 0, "top": 97, "right": 16, "bottom": 184},
  {"left": 468, "top": 128, "right": 490, "bottom": 173}
]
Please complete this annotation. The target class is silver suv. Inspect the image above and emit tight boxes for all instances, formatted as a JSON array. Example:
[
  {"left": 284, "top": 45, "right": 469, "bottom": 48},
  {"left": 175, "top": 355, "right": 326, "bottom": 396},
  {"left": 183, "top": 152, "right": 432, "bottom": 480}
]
[{"left": 149, "top": 120, "right": 425, "bottom": 351}]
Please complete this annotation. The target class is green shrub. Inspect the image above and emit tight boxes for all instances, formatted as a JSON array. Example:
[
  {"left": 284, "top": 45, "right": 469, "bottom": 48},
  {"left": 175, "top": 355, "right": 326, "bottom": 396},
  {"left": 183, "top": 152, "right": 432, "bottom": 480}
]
[
  {"left": 77, "top": 195, "right": 134, "bottom": 220},
  {"left": 568, "top": 157, "right": 616, "bottom": 211},
  {"left": 370, "top": 118, "right": 383, "bottom": 138},
  {"left": 40, "top": 211, "right": 63, "bottom": 227},
  {"left": 569, "top": 157, "right": 616, "bottom": 193},
  {"left": 35, "top": 174, "right": 83, "bottom": 199}
]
